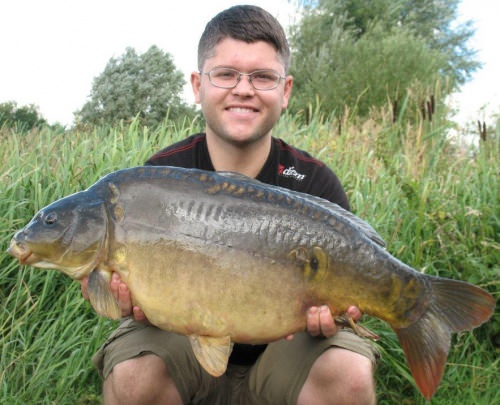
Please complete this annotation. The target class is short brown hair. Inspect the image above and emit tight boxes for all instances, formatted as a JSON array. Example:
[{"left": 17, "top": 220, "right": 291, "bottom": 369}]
[{"left": 198, "top": 5, "right": 290, "bottom": 73}]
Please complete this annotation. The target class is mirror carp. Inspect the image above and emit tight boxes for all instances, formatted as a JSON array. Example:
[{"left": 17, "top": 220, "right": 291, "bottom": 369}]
[{"left": 8, "top": 166, "right": 495, "bottom": 399}]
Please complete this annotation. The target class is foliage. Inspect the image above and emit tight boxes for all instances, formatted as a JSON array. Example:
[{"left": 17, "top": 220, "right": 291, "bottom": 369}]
[
  {"left": 1, "top": 103, "right": 498, "bottom": 403},
  {"left": 392, "top": 0, "right": 479, "bottom": 86},
  {"left": 75, "top": 45, "right": 198, "bottom": 128},
  {"left": 288, "top": 0, "right": 479, "bottom": 118},
  {"left": 0, "top": 101, "right": 47, "bottom": 131},
  {"left": 290, "top": 21, "right": 447, "bottom": 118}
]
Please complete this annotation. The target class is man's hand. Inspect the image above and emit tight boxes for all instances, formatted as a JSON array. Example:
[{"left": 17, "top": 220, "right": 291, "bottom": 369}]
[
  {"left": 285, "top": 305, "right": 362, "bottom": 340},
  {"left": 79, "top": 272, "right": 149, "bottom": 322},
  {"left": 307, "top": 305, "right": 362, "bottom": 337}
]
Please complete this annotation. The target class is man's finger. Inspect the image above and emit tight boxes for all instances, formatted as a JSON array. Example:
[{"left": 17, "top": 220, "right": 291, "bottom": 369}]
[
  {"left": 132, "top": 306, "right": 149, "bottom": 324},
  {"left": 346, "top": 305, "right": 363, "bottom": 322},
  {"left": 319, "top": 305, "right": 338, "bottom": 337},
  {"left": 118, "top": 282, "right": 133, "bottom": 317},
  {"left": 110, "top": 272, "right": 121, "bottom": 296},
  {"left": 307, "top": 306, "right": 321, "bottom": 336}
]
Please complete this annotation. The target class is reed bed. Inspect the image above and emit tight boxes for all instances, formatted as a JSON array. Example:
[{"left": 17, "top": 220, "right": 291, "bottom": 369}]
[{"left": 1, "top": 108, "right": 498, "bottom": 404}]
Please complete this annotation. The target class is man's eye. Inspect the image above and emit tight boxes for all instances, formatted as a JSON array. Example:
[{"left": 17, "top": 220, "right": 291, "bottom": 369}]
[
  {"left": 253, "top": 73, "right": 274, "bottom": 80},
  {"left": 217, "top": 71, "right": 237, "bottom": 79},
  {"left": 253, "top": 73, "right": 275, "bottom": 81}
]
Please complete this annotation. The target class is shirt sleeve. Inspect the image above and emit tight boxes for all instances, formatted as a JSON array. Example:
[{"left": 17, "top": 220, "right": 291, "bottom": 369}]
[{"left": 302, "top": 164, "right": 350, "bottom": 211}]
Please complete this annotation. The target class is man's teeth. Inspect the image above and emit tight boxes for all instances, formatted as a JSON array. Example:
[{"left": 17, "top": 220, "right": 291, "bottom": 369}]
[{"left": 229, "top": 107, "right": 255, "bottom": 113}]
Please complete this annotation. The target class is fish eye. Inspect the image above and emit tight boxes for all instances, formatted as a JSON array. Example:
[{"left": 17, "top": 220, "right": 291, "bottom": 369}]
[{"left": 44, "top": 212, "right": 58, "bottom": 225}]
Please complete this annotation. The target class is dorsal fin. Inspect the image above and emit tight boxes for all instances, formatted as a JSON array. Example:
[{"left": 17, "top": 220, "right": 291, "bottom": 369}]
[{"left": 322, "top": 201, "right": 386, "bottom": 247}]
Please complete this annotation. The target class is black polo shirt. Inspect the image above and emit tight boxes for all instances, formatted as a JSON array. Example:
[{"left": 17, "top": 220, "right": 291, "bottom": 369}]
[{"left": 146, "top": 133, "right": 349, "bottom": 210}]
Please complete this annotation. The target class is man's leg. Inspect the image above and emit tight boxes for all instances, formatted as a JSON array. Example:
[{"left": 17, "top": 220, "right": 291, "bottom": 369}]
[
  {"left": 297, "top": 347, "right": 376, "bottom": 405},
  {"left": 103, "top": 354, "right": 182, "bottom": 405},
  {"left": 247, "top": 330, "right": 378, "bottom": 405},
  {"left": 93, "top": 319, "right": 221, "bottom": 404}
]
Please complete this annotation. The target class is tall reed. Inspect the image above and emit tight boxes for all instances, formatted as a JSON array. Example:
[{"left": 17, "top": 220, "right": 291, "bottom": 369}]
[{"left": 1, "top": 107, "right": 498, "bottom": 403}]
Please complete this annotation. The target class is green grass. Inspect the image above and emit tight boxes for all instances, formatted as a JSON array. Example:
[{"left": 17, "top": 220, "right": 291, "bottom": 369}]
[{"left": 1, "top": 107, "right": 498, "bottom": 404}]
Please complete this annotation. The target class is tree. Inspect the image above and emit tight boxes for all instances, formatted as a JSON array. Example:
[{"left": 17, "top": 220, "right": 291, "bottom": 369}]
[
  {"left": 288, "top": 0, "right": 479, "bottom": 117},
  {"left": 0, "top": 101, "right": 47, "bottom": 131},
  {"left": 76, "top": 45, "right": 197, "bottom": 127}
]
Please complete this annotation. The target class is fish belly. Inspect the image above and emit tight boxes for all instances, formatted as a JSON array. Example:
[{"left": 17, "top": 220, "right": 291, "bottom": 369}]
[{"left": 117, "top": 242, "right": 310, "bottom": 343}]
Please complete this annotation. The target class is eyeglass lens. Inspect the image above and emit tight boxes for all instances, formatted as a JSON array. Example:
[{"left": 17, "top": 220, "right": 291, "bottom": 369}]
[{"left": 207, "top": 68, "right": 282, "bottom": 90}]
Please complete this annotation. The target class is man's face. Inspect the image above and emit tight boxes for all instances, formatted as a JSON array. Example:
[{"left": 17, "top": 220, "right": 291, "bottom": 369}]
[{"left": 191, "top": 38, "right": 293, "bottom": 146}]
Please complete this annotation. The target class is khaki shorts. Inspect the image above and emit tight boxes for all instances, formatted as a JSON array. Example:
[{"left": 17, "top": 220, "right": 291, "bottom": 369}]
[{"left": 93, "top": 319, "right": 378, "bottom": 405}]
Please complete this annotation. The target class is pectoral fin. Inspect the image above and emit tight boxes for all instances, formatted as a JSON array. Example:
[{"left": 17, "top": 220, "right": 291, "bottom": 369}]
[
  {"left": 87, "top": 269, "right": 121, "bottom": 320},
  {"left": 188, "top": 335, "right": 233, "bottom": 377}
]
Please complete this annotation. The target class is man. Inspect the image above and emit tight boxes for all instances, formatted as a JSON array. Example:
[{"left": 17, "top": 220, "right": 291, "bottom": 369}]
[{"left": 84, "top": 5, "right": 378, "bottom": 404}]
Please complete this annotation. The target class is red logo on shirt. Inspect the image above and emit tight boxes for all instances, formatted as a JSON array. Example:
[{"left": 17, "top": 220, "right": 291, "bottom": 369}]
[{"left": 278, "top": 165, "right": 306, "bottom": 181}]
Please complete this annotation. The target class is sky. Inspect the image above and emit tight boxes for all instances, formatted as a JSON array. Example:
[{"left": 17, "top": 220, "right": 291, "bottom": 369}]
[
  {"left": 0, "top": 0, "right": 498, "bottom": 127},
  {"left": 450, "top": 0, "right": 499, "bottom": 125}
]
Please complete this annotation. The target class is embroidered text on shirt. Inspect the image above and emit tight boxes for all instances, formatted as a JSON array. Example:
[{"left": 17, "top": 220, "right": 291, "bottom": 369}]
[{"left": 278, "top": 165, "right": 306, "bottom": 181}]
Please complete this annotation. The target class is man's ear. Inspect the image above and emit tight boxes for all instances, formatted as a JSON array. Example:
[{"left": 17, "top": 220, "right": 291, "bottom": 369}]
[
  {"left": 191, "top": 72, "right": 202, "bottom": 104},
  {"left": 282, "top": 75, "right": 294, "bottom": 110}
]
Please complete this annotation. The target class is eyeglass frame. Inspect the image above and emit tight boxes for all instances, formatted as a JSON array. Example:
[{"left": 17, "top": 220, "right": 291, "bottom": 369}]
[{"left": 200, "top": 67, "right": 287, "bottom": 91}]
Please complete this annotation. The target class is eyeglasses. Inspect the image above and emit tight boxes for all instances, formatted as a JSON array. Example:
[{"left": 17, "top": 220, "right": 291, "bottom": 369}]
[{"left": 201, "top": 67, "right": 286, "bottom": 91}]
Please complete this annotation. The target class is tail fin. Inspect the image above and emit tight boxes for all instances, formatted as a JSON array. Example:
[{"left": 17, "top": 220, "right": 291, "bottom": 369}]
[{"left": 394, "top": 278, "right": 494, "bottom": 400}]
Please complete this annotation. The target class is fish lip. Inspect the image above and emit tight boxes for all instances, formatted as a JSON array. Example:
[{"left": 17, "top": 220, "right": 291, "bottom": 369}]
[
  {"left": 7, "top": 240, "right": 33, "bottom": 264},
  {"left": 19, "top": 250, "right": 33, "bottom": 264}
]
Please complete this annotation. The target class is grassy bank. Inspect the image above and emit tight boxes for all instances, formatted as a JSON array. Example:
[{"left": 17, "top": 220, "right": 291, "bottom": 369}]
[{"left": 1, "top": 109, "right": 498, "bottom": 404}]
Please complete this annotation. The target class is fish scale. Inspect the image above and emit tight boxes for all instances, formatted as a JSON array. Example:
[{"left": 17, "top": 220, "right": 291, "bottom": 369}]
[{"left": 7, "top": 165, "right": 495, "bottom": 400}]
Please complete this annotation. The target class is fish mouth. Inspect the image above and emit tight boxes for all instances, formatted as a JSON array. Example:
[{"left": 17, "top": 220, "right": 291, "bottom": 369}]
[{"left": 7, "top": 240, "right": 34, "bottom": 264}]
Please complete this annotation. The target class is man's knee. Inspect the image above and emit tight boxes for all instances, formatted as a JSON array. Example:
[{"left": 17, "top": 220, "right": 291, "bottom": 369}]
[
  {"left": 299, "top": 348, "right": 376, "bottom": 405},
  {"left": 322, "top": 348, "right": 374, "bottom": 395},
  {"left": 103, "top": 354, "right": 182, "bottom": 405}
]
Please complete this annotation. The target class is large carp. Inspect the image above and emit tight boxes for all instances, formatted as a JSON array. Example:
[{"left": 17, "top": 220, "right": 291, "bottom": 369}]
[{"left": 8, "top": 166, "right": 494, "bottom": 399}]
